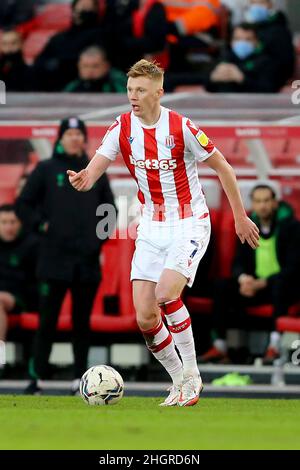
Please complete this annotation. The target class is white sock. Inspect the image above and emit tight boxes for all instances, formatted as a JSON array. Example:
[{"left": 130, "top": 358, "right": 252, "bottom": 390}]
[
  {"left": 270, "top": 331, "right": 281, "bottom": 350},
  {"left": 141, "top": 319, "right": 183, "bottom": 386},
  {"left": 161, "top": 298, "right": 199, "bottom": 378}
]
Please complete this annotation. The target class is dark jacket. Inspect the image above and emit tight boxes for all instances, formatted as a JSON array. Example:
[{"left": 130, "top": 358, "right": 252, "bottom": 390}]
[
  {"left": 64, "top": 68, "right": 127, "bottom": 93},
  {"left": 16, "top": 146, "right": 116, "bottom": 283},
  {"left": 0, "top": 231, "right": 38, "bottom": 305},
  {"left": 255, "top": 11, "right": 295, "bottom": 87},
  {"left": 206, "top": 44, "right": 281, "bottom": 93},
  {"left": 34, "top": 24, "right": 103, "bottom": 91},
  {"left": 0, "top": 53, "right": 33, "bottom": 91},
  {"left": 102, "top": 0, "right": 167, "bottom": 71},
  {"left": 232, "top": 201, "right": 300, "bottom": 285}
]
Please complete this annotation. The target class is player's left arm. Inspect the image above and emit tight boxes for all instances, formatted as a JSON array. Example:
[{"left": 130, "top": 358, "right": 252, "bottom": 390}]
[{"left": 205, "top": 149, "right": 259, "bottom": 249}]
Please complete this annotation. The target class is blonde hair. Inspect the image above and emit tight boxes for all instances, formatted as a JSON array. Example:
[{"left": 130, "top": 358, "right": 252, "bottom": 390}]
[{"left": 127, "top": 59, "right": 164, "bottom": 83}]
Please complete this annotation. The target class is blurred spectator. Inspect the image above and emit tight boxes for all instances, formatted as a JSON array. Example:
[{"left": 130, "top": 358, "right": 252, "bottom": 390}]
[
  {"left": 15, "top": 173, "right": 30, "bottom": 199},
  {"left": 244, "top": 0, "right": 295, "bottom": 86},
  {"left": 16, "top": 117, "right": 116, "bottom": 394},
  {"left": 199, "top": 185, "right": 300, "bottom": 365},
  {"left": 0, "top": 205, "right": 38, "bottom": 357},
  {"left": 0, "top": 0, "right": 36, "bottom": 28},
  {"left": 34, "top": 0, "right": 103, "bottom": 91},
  {"left": 0, "top": 30, "right": 33, "bottom": 91},
  {"left": 102, "top": 0, "right": 168, "bottom": 71},
  {"left": 205, "top": 23, "right": 282, "bottom": 93},
  {"left": 64, "top": 46, "right": 127, "bottom": 93},
  {"left": 161, "top": 0, "right": 222, "bottom": 71},
  {"left": 222, "top": 0, "right": 248, "bottom": 26}
]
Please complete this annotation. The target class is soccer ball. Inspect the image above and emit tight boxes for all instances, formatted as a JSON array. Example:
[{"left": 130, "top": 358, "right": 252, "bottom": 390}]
[{"left": 79, "top": 365, "right": 124, "bottom": 405}]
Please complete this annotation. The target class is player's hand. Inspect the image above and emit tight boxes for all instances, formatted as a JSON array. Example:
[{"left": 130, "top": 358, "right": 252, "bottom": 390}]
[
  {"left": 67, "top": 169, "right": 92, "bottom": 192},
  {"left": 235, "top": 215, "right": 260, "bottom": 249},
  {"left": 238, "top": 274, "right": 256, "bottom": 297}
]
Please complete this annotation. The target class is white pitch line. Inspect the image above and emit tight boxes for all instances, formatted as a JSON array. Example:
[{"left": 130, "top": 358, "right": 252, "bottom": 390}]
[{"left": 79, "top": 92, "right": 193, "bottom": 120}]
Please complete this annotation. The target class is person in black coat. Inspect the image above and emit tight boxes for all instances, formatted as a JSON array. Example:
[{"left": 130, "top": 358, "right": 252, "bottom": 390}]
[
  {"left": 102, "top": 0, "right": 168, "bottom": 72},
  {"left": 0, "top": 205, "right": 38, "bottom": 354},
  {"left": 199, "top": 184, "right": 300, "bottom": 365},
  {"left": 245, "top": 0, "right": 295, "bottom": 87},
  {"left": 34, "top": 0, "right": 104, "bottom": 91},
  {"left": 206, "top": 23, "right": 282, "bottom": 93},
  {"left": 16, "top": 117, "right": 116, "bottom": 394},
  {"left": 0, "top": 30, "right": 33, "bottom": 91}
]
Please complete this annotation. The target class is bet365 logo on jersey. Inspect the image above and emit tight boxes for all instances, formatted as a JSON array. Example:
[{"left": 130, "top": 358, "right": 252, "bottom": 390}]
[{"left": 129, "top": 154, "right": 177, "bottom": 170}]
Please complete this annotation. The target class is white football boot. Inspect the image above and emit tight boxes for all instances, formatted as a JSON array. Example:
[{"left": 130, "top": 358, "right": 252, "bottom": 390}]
[
  {"left": 159, "top": 385, "right": 181, "bottom": 407},
  {"left": 178, "top": 375, "right": 203, "bottom": 407}
]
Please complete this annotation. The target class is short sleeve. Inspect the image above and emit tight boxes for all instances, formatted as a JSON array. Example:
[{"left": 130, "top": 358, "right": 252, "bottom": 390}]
[
  {"left": 96, "top": 117, "right": 121, "bottom": 161},
  {"left": 184, "top": 118, "right": 216, "bottom": 162}
]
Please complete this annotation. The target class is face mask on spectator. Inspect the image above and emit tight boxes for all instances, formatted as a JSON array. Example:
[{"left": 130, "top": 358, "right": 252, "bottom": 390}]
[
  {"left": 77, "top": 10, "right": 98, "bottom": 27},
  {"left": 246, "top": 4, "right": 271, "bottom": 23},
  {"left": 232, "top": 40, "right": 255, "bottom": 59}
]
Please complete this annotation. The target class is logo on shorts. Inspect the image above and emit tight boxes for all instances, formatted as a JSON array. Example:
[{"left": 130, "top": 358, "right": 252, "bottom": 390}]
[
  {"left": 188, "top": 240, "right": 199, "bottom": 267},
  {"left": 165, "top": 135, "right": 175, "bottom": 150}
]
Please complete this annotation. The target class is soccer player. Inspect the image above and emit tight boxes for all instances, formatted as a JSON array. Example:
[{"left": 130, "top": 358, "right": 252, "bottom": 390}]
[{"left": 67, "top": 59, "right": 259, "bottom": 406}]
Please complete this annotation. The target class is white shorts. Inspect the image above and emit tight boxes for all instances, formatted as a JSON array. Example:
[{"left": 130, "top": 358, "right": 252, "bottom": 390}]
[{"left": 130, "top": 214, "right": 211, "bottom": 287}]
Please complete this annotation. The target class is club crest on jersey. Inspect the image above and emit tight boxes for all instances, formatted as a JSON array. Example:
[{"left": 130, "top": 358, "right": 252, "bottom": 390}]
[
  {"left": 165, "top": 135, "right": 175, "bottom": 150},
  {"left": 127, "top": 136, "right": 134, "bottom": 145}
]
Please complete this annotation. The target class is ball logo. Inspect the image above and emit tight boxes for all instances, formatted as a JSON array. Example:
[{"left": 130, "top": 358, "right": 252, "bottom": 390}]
[{"left": 129, "top": 154, "right": 177, "bottom": 170}]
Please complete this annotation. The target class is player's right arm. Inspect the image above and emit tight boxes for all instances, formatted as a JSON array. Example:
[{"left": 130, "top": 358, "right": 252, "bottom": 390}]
[
  {"left": 67, "top": 118, "right": 121, "bottom": 192},
  {"left": 67, "top": 154, "right": 111, "bottom": 192}
]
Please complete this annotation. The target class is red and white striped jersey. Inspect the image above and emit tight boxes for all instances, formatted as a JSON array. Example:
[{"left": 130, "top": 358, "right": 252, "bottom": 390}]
[{"left": 96, "top": 106, "right": 216, "bottom": 223}]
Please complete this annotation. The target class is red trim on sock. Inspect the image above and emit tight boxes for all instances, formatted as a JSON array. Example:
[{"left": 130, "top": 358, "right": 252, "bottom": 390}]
[
  {"left": 151, "top": 334, "right": 173, "bottom": 353},
  {"left": 161, "top": 298, "right": 183, "bottom": 315},
  {"left": 168, "top": 317, "right": 191, "bottom": 333},
  {"left": 141, "top": 321, "right": 163, "bottom": 336}
]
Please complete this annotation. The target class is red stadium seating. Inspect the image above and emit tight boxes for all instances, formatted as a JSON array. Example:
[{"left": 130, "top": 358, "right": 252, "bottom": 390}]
[
  {"left": 0, "top": 164, "right": 25, "bottom": 186},
  {"left": 90, "top": 228, "right": 138, "bottom": 333},
  {"left": 0, "top": 187, "right": 16, "bottom": 204},
  {"left": 23, "top": 29, "right": 57, "bottom": 64},
  {"left": 33, "top": 4, "right": 71, "bottom": 31},
  {"left": 247, "top": 302, "right": 300, "bottom": 319},
  {"left": 7, "top": 314, "right": 20, "bottom": 329},
  {"left": 19, "top": 291, "right": 72, "bottom": 331},
  {"left": 276, "top": 317, "right": 300, "bottom": 333}
]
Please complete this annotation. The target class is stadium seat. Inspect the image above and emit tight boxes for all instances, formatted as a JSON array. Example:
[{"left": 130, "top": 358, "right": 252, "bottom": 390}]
[
  {"left": 276, "top": 316, "right": 300, "bottom": 333},
  {"left": 0, "top": 164, "right": 25, "bottom": 186},
  {"left": 0, "top": 187, "right": 16, "bottom": 204},
  {"left": 33, "top": 4, "right": 71, "bottom": 31},
  {"left": 7, "top": 314, "right": 20, "bottom": 329},
  {"left": 247, "top": 301, "right": 300, "bottom": 319},
  {"left": 19, "top": 292, "right": 72, "bottom": 331},
  {"left": 23, "top": 29, "right": 57, "bottom": 64},
  {"left": 90, "top": 229, "right": 138, "bottom": 333}
]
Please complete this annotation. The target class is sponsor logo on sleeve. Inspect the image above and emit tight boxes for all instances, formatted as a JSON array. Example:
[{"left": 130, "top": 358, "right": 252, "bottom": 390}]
[{"left": 196, "top": 130, "right": 209, "bottom": 147}]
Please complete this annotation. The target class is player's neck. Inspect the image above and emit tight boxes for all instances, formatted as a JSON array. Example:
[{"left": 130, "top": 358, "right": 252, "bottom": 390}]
[{"left": 139, "top": 106, "right": 161, "bottom": 127}]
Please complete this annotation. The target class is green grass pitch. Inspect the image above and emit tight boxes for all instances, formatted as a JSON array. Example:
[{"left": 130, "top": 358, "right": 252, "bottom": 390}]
[{"left": 0, "top": 395, "right": 299, "bottom": 450}]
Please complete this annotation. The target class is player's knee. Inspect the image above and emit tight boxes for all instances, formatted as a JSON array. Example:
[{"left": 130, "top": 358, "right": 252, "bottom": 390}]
[
  {"left": 136, "top": 312, "right": 159, "bottom": 332},
  {"left": 155, "top": 285, "right": 176, "bottom": 305}
]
